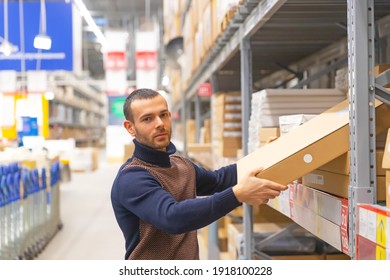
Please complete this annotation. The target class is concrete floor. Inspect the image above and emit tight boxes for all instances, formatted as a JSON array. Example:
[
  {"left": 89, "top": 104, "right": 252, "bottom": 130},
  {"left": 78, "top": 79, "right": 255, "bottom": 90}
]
[
  {"left": 37, "top": 154, "right": 125, "bottom": 260},
  {"left": 36, "top": 150, "right": 210, "bottom": 260}
]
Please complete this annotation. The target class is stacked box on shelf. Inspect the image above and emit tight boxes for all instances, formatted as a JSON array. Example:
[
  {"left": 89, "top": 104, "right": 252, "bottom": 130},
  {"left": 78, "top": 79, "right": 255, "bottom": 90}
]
[
  {"left": 163, "top": 1, "right": 183, "bottom": 45},
  {"left": 216, "top": 0, "right": 240, "bottom": 33},
  {"left": 181, "top": 7, "right": 194, "bottom": 86},
  {"left": 211, "top": 92, "right": 242, "bottom": 157},
  {"left": 303, "top": 149, "right": 387, "bottom": 201},
  {"left": 248, "top": 89, "right": 346, "bottom": 153},
  {"left": 357, "top": 204, "right": 390, "bottom": 259},
  {"left": 186, "top": 119, "right": 196, "bottom": 144},
  {"left": 238, "top": 98, "right": 390, "bottom": 188},
  {"left": 258, "top": 127, "right": 280, "bottom": 147},
  {"left": 383, "top": 128, "right": 390, "bottom": 208},
  {"left": 267, "top": 182, "right": 349, "bottom": 255}
]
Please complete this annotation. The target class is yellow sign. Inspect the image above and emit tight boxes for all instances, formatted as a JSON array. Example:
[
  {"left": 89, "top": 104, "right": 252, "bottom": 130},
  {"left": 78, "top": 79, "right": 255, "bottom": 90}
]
[
  {"left": 376, "top": 213, "right": 387, "bottom": 248},
  {"left": 376, "top": 245, "right": 386, "bottom": 260}
]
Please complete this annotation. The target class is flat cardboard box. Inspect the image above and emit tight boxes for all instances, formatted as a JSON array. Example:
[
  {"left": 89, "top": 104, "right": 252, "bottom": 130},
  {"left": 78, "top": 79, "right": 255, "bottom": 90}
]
[
  {"left": 302, "top": 169, "right": 386, "bottom": 201},
  {"left": 320, "top": 150, "right": 385, "bottom": 176},
  {"left": 237, "top": 99, "right": 390, "bottom": 185}
]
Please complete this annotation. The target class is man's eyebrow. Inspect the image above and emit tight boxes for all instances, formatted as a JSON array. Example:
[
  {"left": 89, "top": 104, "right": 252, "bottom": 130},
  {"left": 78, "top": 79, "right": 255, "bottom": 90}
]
[{"left": 139, "top": 110, "right": 168, "bottom": 119}]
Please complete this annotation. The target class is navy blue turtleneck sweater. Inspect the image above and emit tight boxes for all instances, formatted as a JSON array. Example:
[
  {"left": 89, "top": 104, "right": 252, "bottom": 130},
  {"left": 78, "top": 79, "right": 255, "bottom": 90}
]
[{"left": 111, "top": 139, "right": 241, "bottom": 259}]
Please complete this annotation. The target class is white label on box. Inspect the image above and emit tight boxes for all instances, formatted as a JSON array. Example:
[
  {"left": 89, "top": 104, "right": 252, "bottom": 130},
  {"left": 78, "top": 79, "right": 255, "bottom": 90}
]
[
  {"left": 306, "top": 173, "right": 324, "bottom": 185},
  {"left": 366, "top": 210, "right": 377, "bottom": 243},
  {"left": 359, "top": 208, "right": 368, "bottom": 237}
]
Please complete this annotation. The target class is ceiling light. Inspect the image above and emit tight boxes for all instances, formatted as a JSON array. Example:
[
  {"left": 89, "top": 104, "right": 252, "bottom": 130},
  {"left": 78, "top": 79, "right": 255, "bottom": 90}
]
[
  {"left": 44, "top": 91, "right": 55, "bottom": 100},
  {"left": 162, "top": 76, "right": 170, "bottom": 87},
  {"left": 0, "top": 39, "right": 18, "bottom": 56},
  {"left": 1, "top": 0, "right": 18, "bottom": 56},
  {"left": 34, "top": 0, "right": 52, "bottom": 50},
  {"left": 34, "top": 34, "right": 52, "bottom": 50},
  {"left": 73, "top": 0, "right": 107, "bottom": 49}
]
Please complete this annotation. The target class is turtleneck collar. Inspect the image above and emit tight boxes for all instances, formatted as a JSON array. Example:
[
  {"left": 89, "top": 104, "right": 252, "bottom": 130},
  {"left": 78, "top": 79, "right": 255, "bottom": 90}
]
[{"left": 132, "top": 139, "right": 176, "bottom": 168}]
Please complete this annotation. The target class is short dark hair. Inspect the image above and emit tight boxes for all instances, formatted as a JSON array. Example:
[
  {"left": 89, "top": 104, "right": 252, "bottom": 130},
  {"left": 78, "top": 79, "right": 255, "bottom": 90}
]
[{"left": 123, "top": 88, "right": 160, "bottom": 121}]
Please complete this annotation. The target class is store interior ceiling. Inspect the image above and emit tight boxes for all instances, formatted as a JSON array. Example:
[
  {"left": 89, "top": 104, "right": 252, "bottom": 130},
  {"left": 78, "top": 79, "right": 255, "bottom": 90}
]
[
  {"left": 20, "top": 0, "right": 163, "bottom": 82},
  {"left": 81, "top": 0, "right": 163, "bottom": 80}
]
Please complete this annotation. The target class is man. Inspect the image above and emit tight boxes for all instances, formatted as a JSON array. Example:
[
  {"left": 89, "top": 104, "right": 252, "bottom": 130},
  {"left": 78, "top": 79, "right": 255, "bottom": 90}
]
[{"left": 111, "top": 88, "right": 287, "bottom": 260}]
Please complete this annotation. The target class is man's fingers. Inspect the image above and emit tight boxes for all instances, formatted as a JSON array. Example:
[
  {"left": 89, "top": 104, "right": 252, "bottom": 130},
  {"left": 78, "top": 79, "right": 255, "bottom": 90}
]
[{"left": 250, "top": 166, "right": 264, "bottom": 177}]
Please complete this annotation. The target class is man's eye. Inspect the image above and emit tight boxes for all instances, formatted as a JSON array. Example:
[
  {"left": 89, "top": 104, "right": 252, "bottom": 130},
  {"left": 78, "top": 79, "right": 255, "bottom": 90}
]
[
  {"left": 161, "top": 113, "right": 168, "bottom": 118},
  {"left": 143, "top": 117, "right": 151, "bottom": 122}
]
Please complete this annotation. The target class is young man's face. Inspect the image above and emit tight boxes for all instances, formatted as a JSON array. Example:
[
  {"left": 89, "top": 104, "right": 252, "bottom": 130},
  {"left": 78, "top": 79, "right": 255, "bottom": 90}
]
[{"left": 124, "top": 95, "right": 172, "bottom": 151}]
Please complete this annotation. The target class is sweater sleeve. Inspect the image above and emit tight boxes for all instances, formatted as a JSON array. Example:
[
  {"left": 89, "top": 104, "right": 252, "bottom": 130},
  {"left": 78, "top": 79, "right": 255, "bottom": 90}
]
[
  {"left": 116, "top": 167, "right": 241, "bottom": 234},
  {"left": 193, "top": 163, "right": 238, "bottom": 196}
]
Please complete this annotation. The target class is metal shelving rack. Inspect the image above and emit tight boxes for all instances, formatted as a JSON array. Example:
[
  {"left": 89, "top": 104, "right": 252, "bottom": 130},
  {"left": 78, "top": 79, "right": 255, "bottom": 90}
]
[{"left": 174, "top": 0, "right": 390, "bottom": 259}]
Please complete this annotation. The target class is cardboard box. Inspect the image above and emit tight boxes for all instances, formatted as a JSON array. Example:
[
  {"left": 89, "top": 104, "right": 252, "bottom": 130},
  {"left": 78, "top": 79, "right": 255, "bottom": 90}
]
[
  {"left": 302, "top": 169, "right": 386, "bottom": 200},
  {"left": 187, "top": 143, "right": 212, "bottom": 153},
  {"left": 213, "top": 137, "right": 241, "bottom": 158},
  {"left": 279, "top": 114, "right": 317, "bottom": 136},
  {"left": 258, "top": 127, "right": 280, "bottom": 143},
  {"left": 382, "top": 128, "right": 390, "bottom": 208},
  {"left": 186, "top": 119, "right": 196, "bottom": 144},
  {"left": 374, "top": 64, "right": 390, "bottom": 77},
  {"left": 237, "top": 99, "right": 390, "bottom": 185},
  {"left": 320, "top": 150, "right": 385, "bottom": 176},
  {"left": 124, "top": 142, "right": 135, "bottom": 160},
  {"left": 70, "top": 147, "right": 98, "bottom": 172}
]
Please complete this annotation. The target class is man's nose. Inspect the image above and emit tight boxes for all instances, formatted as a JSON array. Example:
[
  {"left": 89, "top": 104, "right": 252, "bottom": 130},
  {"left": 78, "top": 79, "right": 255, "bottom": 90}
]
[{"left": 155, "top": 116, "right": 164, "bottom": 127}]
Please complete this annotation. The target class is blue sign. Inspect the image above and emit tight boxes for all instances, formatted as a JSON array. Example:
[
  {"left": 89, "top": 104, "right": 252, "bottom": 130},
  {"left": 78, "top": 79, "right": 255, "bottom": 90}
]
[{"left": 0, "top": 2, "right": 73, "bottom": 71}]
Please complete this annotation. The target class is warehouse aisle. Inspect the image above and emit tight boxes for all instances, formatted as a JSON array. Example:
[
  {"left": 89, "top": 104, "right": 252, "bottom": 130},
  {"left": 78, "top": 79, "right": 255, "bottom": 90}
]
[{"left": 37, "top": 151, "right": 125, "bottom": 260}]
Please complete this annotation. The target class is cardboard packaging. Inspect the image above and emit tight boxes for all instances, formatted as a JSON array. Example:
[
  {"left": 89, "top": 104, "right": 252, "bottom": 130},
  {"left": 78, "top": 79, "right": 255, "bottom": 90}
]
[
  {"left": 258, "top": 127, "right": 280, "bottom": 146},
  {"left": 69, "top": 147, "right": 98, "bottom": 172},
  {"left": 124, "top": 142, "right": 135, "bottom": 160},
  {"left": 382, "top": 128, "right": 390, "bottom": 208},
  {"left": 320, "top": 150, "right": 385, "bottom": 176},
  {"left": 302, "top": 169, "right": 386, "bottom": 201},
  {"left": 237, "top": 99, "right": 390, "bottom": 185}
]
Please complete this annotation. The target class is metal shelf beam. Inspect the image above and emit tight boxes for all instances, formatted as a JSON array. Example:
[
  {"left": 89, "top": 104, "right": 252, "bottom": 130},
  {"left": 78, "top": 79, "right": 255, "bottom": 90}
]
[{"left": 183, "top": 0, "right": 285, "bottom": 100}]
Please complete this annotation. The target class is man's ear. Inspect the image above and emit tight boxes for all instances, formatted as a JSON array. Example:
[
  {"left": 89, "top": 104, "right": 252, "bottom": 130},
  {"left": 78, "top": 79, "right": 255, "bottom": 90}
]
[{"left": 124, "top": 120, "right": 136, "bottom": 137}]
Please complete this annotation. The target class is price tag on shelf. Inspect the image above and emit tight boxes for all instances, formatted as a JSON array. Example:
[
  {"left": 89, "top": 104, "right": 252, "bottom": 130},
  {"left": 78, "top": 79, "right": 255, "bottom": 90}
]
[
  {"left": 340, "top": 199, "right": 349, "bottom": 254},
  {"left": 289, "top": 183, "right": 294, "bottom": 219}
]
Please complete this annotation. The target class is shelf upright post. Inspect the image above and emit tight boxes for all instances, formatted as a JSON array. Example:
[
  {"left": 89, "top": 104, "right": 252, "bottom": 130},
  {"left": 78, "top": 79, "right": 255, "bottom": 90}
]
[
  {"left": 240, "top": 36, "right": 254, "bottom": 260},
  {"left": 347, "top": 0, "right": 376, "bottom": 259}
]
